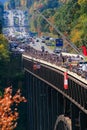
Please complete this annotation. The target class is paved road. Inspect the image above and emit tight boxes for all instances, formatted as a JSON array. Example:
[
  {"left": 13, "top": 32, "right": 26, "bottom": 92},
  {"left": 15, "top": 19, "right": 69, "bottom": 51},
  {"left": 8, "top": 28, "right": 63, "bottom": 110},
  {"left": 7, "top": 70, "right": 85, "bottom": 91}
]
[{"left": 29, "top": 38, "right": 53, "bottom": 53}]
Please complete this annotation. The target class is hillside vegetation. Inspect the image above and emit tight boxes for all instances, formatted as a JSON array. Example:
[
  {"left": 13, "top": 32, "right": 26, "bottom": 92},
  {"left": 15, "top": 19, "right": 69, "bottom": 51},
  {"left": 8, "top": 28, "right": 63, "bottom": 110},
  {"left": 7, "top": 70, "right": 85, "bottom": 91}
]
[{"left": 5, "top": 0, "right": 87, "bottom": 47}]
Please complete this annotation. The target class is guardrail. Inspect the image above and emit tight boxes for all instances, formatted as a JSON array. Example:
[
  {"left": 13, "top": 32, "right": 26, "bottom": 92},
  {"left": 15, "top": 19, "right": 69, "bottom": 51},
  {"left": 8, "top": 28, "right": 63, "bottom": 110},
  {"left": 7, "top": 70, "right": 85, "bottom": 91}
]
[{"left": 22, "top": 54, "right": 87, "bottom": 114}]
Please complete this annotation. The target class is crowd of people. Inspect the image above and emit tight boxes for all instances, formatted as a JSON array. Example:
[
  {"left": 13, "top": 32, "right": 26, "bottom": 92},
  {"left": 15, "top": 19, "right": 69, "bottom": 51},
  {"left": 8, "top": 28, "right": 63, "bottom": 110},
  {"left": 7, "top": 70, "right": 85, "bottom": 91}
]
[{"left": 24, "top": 45, "right": 87, "bottom": 79}]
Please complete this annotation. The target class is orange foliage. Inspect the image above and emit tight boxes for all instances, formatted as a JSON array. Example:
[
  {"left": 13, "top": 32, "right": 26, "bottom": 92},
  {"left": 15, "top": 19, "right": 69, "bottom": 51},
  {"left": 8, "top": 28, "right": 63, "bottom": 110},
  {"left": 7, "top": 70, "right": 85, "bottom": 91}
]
[
  {"left": 71, "top": 29, "right": 82, "bottom": 43},
  {"left": 0, "top": 87, "right": 27, "bottom": 130}
]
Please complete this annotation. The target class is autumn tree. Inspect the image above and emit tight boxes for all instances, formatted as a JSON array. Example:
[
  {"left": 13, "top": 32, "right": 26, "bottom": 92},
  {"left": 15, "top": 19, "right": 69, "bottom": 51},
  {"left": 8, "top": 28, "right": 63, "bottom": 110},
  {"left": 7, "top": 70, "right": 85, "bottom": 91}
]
[
  {"left": 0, "top": 34, "right": 9, "bottom": 61},
  {"left": 0, "top": 86, "right": 27, "bottom": 130}
]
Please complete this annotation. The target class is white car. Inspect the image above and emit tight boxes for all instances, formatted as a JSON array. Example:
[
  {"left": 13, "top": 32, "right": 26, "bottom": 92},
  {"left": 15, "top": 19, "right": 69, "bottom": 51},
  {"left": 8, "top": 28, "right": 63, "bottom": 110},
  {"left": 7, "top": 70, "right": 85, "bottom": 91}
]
[{"left": 78, "top": 61, "right": 87, "bottom": 72}]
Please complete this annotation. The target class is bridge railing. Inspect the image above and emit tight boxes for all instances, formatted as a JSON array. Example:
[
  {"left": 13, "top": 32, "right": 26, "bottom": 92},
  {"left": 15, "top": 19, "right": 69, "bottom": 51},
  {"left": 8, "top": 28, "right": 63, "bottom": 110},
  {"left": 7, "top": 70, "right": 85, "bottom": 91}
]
[
  {"left": 23, "top": 52, "right": 87, "bottom": 114},
  {"left": 23, "top": 46, "right": 86, "bottom": 79}
]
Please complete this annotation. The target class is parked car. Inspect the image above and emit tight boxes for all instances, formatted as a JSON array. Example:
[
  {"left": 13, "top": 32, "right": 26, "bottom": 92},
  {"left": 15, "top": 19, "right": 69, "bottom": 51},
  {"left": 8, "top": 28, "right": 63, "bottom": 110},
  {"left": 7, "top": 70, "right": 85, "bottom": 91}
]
[
  {"left": 36, "top": 39, "right": 39, "bottom": 42},
  {"left": 46, "top": 42, "right": 54, "bottom": 46},
  {"left": 78, "top": 61, "right": 87, "bottom": 72},
  {"left": 53, "top": 48, "right": 62, "bottom": 53},
  {"left": 42, "top": 40, "right": 45, "bottom": 43}
]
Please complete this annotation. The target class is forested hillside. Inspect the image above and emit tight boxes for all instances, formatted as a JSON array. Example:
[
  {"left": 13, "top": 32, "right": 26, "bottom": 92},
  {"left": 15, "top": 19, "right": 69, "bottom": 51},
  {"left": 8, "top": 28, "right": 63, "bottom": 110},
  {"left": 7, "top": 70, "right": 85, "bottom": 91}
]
[
  {"left": 4, "top": 0, "right": 87, "bottom": 47},
  {"left": 4, "top": 0, "right": 59, "bottom": 9}
]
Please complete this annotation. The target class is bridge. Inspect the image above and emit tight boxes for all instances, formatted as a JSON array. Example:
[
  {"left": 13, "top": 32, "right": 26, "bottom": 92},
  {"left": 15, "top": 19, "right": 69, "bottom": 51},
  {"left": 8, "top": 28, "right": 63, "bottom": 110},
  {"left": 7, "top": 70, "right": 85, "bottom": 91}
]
[
  {"left": 22, "top": 50, "right": 87, "bottom": 130},
  {"left": 3, "top": 9, "right": 87, "bottom": 130}
]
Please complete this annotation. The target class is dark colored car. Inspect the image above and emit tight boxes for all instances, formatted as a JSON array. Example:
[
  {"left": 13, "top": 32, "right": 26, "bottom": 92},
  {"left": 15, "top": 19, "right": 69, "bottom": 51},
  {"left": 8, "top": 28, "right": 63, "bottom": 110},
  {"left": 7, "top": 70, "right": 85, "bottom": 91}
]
[
  {"left": 36, "top": 39, "right": 39, "bottom": 42},
  {"left": 42, "top": 40, "right": 45, "bottom": 43},
  {"left": 53, "top": 48, "right": 62, "bottom": 53}
]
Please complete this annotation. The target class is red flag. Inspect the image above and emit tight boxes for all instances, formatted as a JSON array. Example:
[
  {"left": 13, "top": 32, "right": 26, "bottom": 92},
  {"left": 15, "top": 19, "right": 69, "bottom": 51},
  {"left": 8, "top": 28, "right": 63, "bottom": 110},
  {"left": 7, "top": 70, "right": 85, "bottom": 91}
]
[
  {"left": 33, "top": 64, "right": 37, "bottom": 70},
  {"left": 33, "top": 63, "right": 41, "bottom": 70},
  {"left": 81, "top": 46, "right": 87, "bottom": 56}
]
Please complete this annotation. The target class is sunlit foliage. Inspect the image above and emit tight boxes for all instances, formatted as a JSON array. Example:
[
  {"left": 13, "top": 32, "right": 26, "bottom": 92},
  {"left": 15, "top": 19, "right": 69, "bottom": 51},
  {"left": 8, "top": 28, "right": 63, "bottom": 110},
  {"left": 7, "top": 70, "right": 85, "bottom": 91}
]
[
  {"left": 5, "top": 0, "right": 87, "bottom": 47},
  {"left": 0, "top": 86, "right": 27, "bottom": 130},
  {"left": 0, "top": 34, "right": 9, "bottom": 61}
]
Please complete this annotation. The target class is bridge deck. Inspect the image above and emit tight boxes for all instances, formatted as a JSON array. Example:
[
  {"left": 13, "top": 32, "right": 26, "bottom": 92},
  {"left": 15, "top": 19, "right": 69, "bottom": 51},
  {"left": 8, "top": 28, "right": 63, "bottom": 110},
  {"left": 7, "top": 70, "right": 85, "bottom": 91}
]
[{"left": 23, "top": 54, "right": 87, "bottom": 114}]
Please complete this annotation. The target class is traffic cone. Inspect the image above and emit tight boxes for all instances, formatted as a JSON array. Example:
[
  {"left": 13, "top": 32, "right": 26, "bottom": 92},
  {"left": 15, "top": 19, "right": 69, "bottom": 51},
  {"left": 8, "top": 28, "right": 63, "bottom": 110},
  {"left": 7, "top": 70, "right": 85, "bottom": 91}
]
[{"left": 64, "top": 72, "right": 68, "bottom": 89}]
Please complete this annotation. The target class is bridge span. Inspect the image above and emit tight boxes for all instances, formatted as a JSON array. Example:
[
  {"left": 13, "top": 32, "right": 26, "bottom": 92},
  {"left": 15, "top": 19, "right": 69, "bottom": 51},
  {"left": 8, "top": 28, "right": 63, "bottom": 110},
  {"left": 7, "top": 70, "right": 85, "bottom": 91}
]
[{"left": 22, "top": 53, "right": 87, "bottom": 130}]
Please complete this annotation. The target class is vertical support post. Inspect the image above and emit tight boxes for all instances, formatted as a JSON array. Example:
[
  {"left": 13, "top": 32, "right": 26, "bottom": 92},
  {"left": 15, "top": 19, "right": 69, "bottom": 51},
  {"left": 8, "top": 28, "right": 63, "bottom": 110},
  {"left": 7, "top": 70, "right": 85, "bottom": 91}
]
[
  {"left": 26, "top": 73, "right": 34, "bottom": 130},
  {"left": 70, "top": 103, "right": 76, "bottom": 130},
  {"left": 79, "top": 111, "right": 87, "bottom": 130}
]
